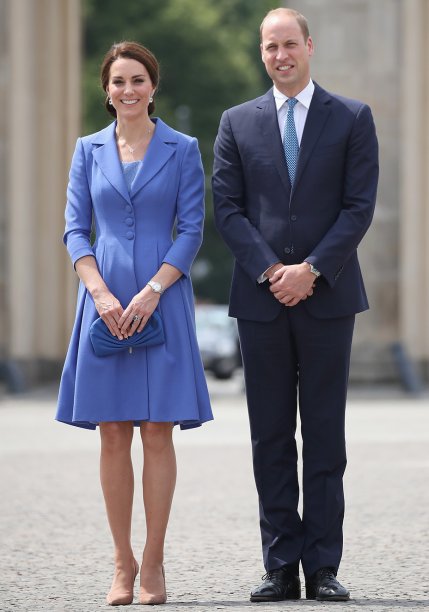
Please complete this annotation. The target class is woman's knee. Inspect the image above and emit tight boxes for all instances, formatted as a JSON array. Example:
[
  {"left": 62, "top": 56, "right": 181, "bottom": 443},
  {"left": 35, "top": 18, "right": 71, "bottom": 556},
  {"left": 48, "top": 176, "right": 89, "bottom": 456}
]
[
  {"left": 100, "top": 421, "right": 133, "bottom": 453},
  {"left": 140, "top": 422, "right": 173, "bottom": 453}
]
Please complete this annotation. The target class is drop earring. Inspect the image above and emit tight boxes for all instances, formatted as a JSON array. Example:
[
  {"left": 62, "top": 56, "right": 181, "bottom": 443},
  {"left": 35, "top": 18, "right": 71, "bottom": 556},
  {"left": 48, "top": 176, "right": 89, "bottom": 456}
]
[
  {"left": 149, "top": 96, "right": 153, "bottom": 103},
  {"left": 108, "top": 97, "right": 113, "bottom": 105}
]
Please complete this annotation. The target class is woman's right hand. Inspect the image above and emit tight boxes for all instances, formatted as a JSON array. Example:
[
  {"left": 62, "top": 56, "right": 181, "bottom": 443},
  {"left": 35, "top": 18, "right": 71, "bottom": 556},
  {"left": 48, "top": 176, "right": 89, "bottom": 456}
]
[
  {"left": 74, "top": 256, "right": 125, "bottom": 338},
  {"left": 94, "top": 292, "right": 125, "bottom": 339}
]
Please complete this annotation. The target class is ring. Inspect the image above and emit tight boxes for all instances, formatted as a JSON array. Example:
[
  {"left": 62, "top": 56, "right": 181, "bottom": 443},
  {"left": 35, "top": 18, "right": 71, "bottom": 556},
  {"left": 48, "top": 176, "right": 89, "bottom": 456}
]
[{"left": 132, "top": 315, "right": 141, "bottom": 323}]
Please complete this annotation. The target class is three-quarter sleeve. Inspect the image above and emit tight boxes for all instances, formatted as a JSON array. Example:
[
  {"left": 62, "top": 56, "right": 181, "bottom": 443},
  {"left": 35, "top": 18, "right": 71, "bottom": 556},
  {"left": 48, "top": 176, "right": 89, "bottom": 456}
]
[
  {"left": 63, "top": 138, "right": 95, "bottom": 268},
  {"left": 161, "top": 138, "right": 205, "bottom": 277}
]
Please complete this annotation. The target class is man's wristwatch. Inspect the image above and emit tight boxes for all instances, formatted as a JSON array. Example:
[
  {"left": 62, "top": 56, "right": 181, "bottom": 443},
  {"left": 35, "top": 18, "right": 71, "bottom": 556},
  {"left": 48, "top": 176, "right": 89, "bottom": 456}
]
[
  {"left": 147, "top": 280, "right": 164, "bottom": 295},
  {"left": 305, "top": 262, "right": 321, "bottom": 278}
]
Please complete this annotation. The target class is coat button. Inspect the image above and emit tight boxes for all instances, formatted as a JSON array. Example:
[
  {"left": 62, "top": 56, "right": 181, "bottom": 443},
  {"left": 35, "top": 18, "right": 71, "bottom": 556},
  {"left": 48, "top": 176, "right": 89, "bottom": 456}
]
[
  {"left": 126, "top": 231, "right": 134, "bottom": 240},
  {"left": 291, "top": 215, "right": 297, "bottom": 221},
  {"left": 125, "top": 217, "right": 134, "bottom": 226},
  {"left": 125, "top": 205, "right": 132, "bottom": 213},
  {"left": 284, "top": 247, "right": 291, "bottom": 254}
]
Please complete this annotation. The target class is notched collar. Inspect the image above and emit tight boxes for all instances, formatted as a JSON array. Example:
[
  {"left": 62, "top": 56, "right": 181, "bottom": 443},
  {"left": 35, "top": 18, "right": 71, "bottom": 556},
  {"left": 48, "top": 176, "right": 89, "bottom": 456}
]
[{"left": 91, "top": 119, "right": 178, "bottom": 202}]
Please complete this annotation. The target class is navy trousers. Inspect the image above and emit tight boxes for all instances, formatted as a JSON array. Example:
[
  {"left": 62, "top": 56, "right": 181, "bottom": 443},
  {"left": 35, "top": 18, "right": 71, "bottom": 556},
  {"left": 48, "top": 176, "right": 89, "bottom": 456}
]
[{"left": 238, "top": 304, "right": 355, "bottom": 577}]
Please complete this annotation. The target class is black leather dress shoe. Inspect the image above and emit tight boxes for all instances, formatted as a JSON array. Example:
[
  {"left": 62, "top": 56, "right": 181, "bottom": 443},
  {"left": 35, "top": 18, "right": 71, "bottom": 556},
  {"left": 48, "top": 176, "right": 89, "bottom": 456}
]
[
  {"left": 250, "top": 567, "right": 301, "bottom": 602},
  {"left": 306, "top": 567, "right": 350, "bottom": 601}
]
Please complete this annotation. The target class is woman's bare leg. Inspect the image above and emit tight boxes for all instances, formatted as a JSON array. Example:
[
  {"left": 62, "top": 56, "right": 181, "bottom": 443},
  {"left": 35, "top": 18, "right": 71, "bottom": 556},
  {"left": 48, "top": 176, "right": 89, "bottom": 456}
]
[
  {"left": 139, "top": 422, "right": 176, "bottom": 603},
  {"left": 99, "top": 421, "right": 138, "bottom": 605}
]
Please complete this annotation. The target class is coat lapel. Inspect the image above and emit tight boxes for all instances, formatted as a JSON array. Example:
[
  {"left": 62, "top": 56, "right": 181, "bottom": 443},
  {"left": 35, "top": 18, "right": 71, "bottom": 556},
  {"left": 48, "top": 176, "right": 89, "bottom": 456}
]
[
  {"left": 130, "top": 119, "right": 177, "bottom": 197},
  {"left": 91, "top": 122, "right": 131, "bottom": 205},
  {"left": 293, "top": 83, "right": 332, "bottom": 191},
  {"left": 256, "top": 90, "right": 291, "bottom": 194}
]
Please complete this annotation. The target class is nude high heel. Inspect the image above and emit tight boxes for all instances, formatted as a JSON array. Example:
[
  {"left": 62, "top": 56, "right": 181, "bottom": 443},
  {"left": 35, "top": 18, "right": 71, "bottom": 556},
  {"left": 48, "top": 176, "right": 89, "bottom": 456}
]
[
  {"left": 106, "top": 558, "right": 139, "bottom": 606},
  {"left": 139, "top": 565, "right": 167, "bottom": 605}
]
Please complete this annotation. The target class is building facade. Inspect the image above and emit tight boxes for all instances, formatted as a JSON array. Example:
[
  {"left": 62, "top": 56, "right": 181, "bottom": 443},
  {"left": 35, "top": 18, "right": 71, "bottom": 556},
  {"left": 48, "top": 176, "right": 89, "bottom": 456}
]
[{"left": 0, "top": 0, "right": 427, "bottom": 389}]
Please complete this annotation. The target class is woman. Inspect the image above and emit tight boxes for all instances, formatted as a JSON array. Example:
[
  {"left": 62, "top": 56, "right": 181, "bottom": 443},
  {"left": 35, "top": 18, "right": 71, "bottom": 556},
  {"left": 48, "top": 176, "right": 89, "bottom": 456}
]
[{"left": 56, "top": 41, "right": 213, "bottom": 606}]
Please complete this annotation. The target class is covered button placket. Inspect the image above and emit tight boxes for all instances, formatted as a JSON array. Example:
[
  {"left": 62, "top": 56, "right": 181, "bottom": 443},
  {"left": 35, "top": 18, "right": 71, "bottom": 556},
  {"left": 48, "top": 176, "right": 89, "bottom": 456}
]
[
  {"left": 124, "top": 203, "right": 135, "bottom": 352},
  {"left": 125, "top": 203, "right": 135, "bottom": 241}
]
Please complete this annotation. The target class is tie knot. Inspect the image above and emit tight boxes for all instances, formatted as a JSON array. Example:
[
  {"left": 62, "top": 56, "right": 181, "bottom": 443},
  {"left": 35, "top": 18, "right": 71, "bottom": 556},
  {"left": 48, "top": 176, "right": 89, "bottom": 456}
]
[{"left": 287, "top": 97, "right": 298, "bottom": 109}]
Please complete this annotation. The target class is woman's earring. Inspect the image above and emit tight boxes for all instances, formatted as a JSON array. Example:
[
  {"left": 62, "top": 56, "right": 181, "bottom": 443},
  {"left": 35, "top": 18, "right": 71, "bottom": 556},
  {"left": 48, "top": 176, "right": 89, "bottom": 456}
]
[
  {"left": 149, "top": 96, "right": 154, "bottom": 103},
  {"left": 108, "top": 97, "right": 113, "bottom": 105}
]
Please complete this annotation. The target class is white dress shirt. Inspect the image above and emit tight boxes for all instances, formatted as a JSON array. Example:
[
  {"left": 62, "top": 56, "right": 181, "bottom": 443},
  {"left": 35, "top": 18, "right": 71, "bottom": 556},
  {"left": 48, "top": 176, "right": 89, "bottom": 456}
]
[
  {"left": 257, "top": 79, "right": 315, "bottom": 284},
  {"left": 273, "top": 79, "right": 315, "bottom": 144}
]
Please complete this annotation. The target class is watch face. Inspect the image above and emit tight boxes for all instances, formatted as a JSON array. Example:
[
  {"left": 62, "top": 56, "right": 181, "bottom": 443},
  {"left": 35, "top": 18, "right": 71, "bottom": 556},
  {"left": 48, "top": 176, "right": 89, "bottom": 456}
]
[{"left": 150, "top": 281, "right": 162, "bottom": 293}]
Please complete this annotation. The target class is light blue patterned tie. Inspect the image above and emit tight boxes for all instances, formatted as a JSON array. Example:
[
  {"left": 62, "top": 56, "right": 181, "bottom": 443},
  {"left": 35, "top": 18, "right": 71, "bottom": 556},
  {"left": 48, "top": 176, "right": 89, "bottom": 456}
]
[{"left": 283, "top": 97, "right": 299, "bottom": 185}]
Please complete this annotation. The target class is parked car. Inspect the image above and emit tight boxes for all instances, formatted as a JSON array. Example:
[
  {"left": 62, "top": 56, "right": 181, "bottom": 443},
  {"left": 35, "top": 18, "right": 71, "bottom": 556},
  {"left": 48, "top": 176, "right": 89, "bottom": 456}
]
[{"left": 195, "top": 304, "right": 241, "bottom": 379}]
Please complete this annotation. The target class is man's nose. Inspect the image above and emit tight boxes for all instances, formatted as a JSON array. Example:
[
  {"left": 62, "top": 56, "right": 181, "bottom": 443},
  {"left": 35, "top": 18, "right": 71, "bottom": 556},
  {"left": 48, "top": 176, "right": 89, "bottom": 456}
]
[{"left": 276, "top": 48, "right": 288, "bottom": 61}]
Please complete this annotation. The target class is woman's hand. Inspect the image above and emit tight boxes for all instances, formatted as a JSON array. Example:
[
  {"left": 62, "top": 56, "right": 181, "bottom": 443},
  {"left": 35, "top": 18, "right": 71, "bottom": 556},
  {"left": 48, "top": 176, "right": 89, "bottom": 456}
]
[
  {"left": 94, "top": 292, "right": 125, "bottom": 338},
  {"left": 118, "top": 286, "right": 160, "bottom": 337},
  {"left": 74, "top": 256, "right": 125, "bottom": 338}
]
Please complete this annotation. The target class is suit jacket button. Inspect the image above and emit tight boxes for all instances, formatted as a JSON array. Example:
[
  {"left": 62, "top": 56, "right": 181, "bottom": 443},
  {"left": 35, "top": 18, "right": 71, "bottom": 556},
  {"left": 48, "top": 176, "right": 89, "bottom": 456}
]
[
  {"left": 291, "top": 215, "right": 297, "bottom": 221},
  {"left": 284, "top": 247, "right": 291, "bottom": 254},
  {"left": 126, "top": 231, "right": 134, "bottom": 240}
]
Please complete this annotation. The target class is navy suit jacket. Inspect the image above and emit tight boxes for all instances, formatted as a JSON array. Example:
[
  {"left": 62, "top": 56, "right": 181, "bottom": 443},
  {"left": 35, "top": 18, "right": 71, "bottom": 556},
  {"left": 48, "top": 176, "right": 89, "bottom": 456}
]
[{"left": 212, "top": 83, "right": 379, "bottom": 321}]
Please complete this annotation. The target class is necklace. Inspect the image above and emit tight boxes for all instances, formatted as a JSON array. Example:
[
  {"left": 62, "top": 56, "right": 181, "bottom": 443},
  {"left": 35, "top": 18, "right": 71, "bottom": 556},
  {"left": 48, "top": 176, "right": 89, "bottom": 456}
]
[{"left": 118, "top": 125, "right": 153, "bottom": 159}]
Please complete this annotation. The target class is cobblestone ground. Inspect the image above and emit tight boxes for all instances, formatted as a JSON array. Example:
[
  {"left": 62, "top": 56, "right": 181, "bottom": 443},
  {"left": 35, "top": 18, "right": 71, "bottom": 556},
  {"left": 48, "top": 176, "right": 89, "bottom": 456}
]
[{"left": 0, "top": 377, "right": 428, "bottom": 611}]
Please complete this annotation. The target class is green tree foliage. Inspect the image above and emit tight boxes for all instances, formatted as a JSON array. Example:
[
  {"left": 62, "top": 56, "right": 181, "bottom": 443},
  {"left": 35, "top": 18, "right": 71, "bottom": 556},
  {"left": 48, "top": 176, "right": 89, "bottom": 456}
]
[{"left": 83, "top": 0, "right": 273, "bottom": 302}]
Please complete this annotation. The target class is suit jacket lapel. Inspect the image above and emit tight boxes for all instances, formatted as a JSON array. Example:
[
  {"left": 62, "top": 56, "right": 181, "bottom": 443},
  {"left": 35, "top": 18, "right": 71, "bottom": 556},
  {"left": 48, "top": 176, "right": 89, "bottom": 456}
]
[
  {"left": 130, "top": 119, "right": 177, "bottom": 197},
  {"left": 293, "top": 83, "right": 332, "bottom": 191},
  {"left": 92, "top": 122, "right": 131, "bottom": 204},
  {"left": 257, "top": 91, "right": 291, "bottom": 195}
]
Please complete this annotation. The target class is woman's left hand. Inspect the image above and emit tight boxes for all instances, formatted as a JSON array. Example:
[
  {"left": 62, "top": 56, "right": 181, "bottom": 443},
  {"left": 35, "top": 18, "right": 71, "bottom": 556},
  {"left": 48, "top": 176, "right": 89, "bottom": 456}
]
[{"left": 118, "top": 287, "right": 160, "bottom": 337}]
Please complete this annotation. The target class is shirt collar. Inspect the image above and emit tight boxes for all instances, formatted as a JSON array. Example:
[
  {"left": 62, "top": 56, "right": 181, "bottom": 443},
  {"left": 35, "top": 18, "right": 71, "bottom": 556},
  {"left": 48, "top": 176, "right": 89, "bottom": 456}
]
[{"left": 273, "top": 79, "right": 315, "bottom": 112}]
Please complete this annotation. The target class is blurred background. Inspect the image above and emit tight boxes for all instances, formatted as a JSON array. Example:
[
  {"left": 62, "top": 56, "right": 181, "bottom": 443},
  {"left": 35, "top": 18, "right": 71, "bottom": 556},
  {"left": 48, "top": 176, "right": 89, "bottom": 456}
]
[{"left": 0, "top": 0, "right": 428, "bottom": 394}]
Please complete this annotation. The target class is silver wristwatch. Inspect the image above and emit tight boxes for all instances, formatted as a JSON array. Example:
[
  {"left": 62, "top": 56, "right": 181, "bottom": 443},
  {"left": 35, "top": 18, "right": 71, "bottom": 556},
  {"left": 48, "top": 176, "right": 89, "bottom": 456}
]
[
  {"left": 306, "top": 262, "right": 321, "bottom": 278},
  {"left": 147, "top": 280, "right": 164, "bottom": 295}
]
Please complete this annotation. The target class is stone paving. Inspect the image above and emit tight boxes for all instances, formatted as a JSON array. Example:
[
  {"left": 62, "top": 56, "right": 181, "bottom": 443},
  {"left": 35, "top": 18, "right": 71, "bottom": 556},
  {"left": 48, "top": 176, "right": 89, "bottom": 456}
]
[{"left": 1, "top": 377, "right": 428, "bottom": 611}]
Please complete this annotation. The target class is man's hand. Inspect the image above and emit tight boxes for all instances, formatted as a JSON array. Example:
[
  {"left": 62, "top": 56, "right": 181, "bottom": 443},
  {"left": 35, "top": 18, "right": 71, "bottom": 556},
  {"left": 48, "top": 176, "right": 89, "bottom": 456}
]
[
  {"left": 265, "top": 262, "right": 284, "bottom": 280},
  {"left": 269, "top": 262, "right": 316, "bottom": 306}
]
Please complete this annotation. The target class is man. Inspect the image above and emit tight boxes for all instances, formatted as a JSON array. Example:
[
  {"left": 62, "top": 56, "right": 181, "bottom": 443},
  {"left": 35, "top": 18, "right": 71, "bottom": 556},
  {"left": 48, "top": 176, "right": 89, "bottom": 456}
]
[{"left": 212, "top": 7, "right": 378, "bottom": 603}]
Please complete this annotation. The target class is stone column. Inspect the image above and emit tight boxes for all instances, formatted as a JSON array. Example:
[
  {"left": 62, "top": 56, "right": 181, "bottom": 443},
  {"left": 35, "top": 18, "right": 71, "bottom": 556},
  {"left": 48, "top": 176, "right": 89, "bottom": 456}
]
[
  {"left": 290, "top": 0, "right": 404, "bottom": 381},
  {"left": 0, "top": 0, "right": 8, "bottom": 377},
  {"left": 400, "top": 0, "right": 429, "bottom": 377},
  {"left": 6, "top": 0, "right": 81, "bottom": 384}
]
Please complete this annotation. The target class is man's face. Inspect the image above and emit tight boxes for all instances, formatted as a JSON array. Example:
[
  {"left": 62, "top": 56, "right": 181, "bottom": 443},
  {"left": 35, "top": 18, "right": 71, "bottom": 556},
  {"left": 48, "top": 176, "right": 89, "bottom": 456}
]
[{"left": 260, "top": 14, "right": 313, "bottom": 97}]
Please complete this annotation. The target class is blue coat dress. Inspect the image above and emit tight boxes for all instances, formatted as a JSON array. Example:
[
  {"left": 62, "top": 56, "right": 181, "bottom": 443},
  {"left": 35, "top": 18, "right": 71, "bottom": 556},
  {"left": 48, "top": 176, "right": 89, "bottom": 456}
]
[{"left": 56, "top": 118, "right": 213, "bottom": 430}]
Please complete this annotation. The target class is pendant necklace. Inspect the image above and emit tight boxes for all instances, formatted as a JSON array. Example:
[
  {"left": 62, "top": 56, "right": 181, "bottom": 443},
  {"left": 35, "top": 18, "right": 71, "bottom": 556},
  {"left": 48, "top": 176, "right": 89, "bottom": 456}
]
[{"left": 119, "top": 125, "right": 153, "bottom": 160}]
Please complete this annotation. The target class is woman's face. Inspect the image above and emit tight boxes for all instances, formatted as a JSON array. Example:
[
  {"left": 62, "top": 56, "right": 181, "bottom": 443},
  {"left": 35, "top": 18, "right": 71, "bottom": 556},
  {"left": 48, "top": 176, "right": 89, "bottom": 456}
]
[{"left": 106, "top": 57, "right": 154, "bottom": 120}]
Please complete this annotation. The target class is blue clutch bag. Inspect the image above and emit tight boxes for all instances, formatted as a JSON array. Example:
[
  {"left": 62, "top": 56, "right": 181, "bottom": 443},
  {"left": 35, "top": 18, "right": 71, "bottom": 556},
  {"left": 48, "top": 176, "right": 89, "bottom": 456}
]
[{"left": 89, "top": 311, "right": 165, "bottom": 357}]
